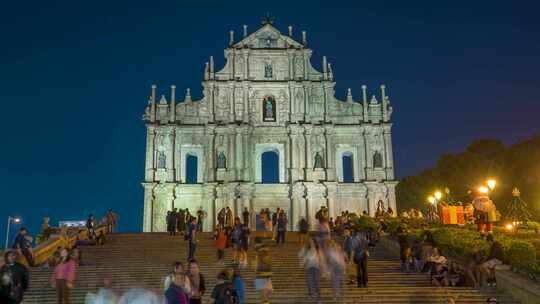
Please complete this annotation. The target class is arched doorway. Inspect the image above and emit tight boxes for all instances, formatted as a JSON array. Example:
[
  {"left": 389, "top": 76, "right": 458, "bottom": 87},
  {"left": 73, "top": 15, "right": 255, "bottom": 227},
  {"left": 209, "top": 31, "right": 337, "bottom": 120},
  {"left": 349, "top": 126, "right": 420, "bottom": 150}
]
[
  {"left": 261, "top": 150, "right": 279, "bottom": 183},
  {"left": 342, "top": 153, "right": 354, "bottom": 183},
  {"left": 186, "top": 154, "right": 198, "bottom": 184}
]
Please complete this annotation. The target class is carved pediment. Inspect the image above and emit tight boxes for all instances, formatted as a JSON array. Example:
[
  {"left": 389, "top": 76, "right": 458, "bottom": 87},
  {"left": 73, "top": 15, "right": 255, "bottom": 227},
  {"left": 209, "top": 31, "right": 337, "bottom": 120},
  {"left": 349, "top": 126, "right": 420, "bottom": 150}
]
[{"left": 233, "top": 24, "right": 303, "bottom": 49}]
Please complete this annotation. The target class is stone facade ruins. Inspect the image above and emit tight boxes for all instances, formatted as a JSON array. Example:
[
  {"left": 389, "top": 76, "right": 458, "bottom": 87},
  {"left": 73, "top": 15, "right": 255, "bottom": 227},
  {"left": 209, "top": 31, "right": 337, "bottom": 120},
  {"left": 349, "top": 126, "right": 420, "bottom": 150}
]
[{"left": 142, "top": 21, "right": 397, "bottom": 232}]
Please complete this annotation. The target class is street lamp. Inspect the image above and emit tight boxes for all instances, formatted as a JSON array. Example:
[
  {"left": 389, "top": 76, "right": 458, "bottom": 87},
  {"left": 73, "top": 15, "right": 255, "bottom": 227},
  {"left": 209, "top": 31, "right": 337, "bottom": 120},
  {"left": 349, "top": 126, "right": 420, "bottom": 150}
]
[
  {"left": 487, "top": 179, "right": 496, "bottom": 190},
  {"left": 4, "top": 216, "right": 21, "bottom": 250},
  {"left": 427, "top": 196, "right": 435, "bottom": 205},
  {"left": 434, "top": 191, "right": 442, "bottom": 200},
  {"left": 478, "top": 186, "right": 489, "bottom": 194}
]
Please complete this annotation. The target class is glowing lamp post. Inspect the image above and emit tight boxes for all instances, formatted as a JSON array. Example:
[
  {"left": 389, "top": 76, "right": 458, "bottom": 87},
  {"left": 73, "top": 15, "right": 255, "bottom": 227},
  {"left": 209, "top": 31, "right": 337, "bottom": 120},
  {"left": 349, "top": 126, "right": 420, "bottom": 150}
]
[{"left": 4, "top": 216, "right": 21, "bottom": 250}]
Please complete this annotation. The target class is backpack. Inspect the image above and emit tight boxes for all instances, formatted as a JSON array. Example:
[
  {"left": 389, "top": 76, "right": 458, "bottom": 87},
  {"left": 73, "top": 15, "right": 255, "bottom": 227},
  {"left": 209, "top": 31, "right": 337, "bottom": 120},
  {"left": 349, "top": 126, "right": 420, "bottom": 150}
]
[
  {"left": 218, "top": 283, "right": 239, "bottom": 304},
  {"left": 353, "top": 246, "right": 367, "bottom": 264}
]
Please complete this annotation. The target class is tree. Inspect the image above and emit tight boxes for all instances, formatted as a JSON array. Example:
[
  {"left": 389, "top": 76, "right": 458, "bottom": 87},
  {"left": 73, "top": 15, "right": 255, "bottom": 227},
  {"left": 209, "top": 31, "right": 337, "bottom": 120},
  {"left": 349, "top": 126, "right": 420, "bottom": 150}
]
[
  {"left": 396, "top": 136, "right": 540, "bottom": 221},
  {"left": 504, "top": 188, "right": 531, "bottom": 223}
]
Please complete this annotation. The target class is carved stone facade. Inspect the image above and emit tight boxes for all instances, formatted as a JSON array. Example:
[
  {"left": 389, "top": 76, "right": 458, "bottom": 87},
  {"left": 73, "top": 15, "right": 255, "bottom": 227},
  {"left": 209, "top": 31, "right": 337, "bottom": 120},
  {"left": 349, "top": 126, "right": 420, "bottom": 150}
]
[{"left": 142, "top": 21, "right": 397, "bottom": 232}]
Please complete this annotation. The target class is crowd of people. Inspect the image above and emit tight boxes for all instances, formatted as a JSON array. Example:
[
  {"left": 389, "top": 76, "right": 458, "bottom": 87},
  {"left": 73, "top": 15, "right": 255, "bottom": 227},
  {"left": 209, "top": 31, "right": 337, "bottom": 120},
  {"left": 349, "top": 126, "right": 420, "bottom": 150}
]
[
  {"left": 1, "top": 203, "right": 510, "bottom": 304},
  {"left": 397, "top": 225, "right": 505, "bottom": 288},
  {"left": 0, "top": 209, "right": 118, "bottom": 304}
]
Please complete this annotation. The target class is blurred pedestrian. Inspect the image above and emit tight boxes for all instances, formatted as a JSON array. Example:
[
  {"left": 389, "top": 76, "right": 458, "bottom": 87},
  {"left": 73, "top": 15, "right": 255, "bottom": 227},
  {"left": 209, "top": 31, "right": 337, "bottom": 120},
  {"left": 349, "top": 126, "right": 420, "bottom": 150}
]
[
  {"left": 51, "top": 248, "right": 77, "bottom": 304},
  {"left": 299, "top": 238, "right": 323, "bottom": 303},
  {"left": 12, "top": 228, "right": 34, "bottom": 267},
  {"left": 254, "top": 238, "right": 273, "bottom": 304},
  {"left": 0, "top": 250, "right": 29, "bottom": 304},
  {"left": 187, "top": 260, "right": 205, "bottom": 304},
  {"left": 354, "top": 232, "right": 370, "bottom": 288}
]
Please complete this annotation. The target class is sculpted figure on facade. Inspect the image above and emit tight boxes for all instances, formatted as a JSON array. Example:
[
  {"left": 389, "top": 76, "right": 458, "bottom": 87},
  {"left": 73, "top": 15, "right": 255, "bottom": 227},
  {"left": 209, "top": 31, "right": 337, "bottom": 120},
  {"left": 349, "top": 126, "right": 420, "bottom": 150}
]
[
  {"left": 264, "top": 58, "right": 273, "bottom": 78},
  {"left": 217, "top": 151, "right": 227, "bottom": 169},
  {"left": 373, "top": 150, "right": 383, "bottom": 168},
  {"left": 314, "top": 152, "right": 324, "bottom": 169}
]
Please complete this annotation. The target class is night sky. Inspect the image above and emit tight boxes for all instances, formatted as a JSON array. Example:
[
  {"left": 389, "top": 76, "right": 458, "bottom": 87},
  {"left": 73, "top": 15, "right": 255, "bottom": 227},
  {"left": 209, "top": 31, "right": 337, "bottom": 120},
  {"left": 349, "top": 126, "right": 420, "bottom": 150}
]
[{"left": 1, "top": 1, "right": 539, "bottom": 245}]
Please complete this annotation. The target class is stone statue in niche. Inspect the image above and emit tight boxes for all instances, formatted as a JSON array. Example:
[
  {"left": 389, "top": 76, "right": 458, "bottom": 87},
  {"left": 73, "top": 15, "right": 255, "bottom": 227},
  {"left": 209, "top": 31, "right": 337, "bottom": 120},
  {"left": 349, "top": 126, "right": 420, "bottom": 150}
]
[
  {"left": 314, "top": 152, "right": 324, "bottom": 169},
  {"left": 157, "top": 151, "right": 166, "bottom": 169},
  {"left": 217, "top": 151, "right": 227, "bottom": 169},
  {"left": 373, "top": 151, "right": 383, "bottom": 168},
  {"left": 263, "top": 96, "right": 276, "bottom": 122},
  {"left": 264, "top": 61, "right": 273, "bottom": 78}
]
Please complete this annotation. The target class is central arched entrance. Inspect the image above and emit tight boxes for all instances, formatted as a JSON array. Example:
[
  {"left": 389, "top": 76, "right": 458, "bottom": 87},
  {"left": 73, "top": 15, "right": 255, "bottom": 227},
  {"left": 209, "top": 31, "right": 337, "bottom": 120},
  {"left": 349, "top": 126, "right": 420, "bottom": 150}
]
[{"left": 261, "top": 150, "right": 279, "bottom": 184}]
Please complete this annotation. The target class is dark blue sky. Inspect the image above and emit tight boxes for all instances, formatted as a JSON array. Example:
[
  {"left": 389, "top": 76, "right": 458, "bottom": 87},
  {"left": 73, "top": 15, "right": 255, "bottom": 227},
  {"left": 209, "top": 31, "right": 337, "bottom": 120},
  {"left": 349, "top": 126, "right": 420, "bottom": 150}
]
[{"left": 1, "top": 1, "right": 539, "bottom": 244}]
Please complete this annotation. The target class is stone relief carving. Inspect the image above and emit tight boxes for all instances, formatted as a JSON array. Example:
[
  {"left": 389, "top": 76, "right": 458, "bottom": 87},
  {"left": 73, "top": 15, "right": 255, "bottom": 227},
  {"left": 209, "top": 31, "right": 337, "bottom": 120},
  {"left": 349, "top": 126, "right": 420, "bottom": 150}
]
[
  {"left": 257, "top": 31, "right": 279, "bottom": 48},
  {"left": 235, "top": 56, "right": 244, "bottom": 75},
  {"left": 235, "top": 88, "right": 244, "bottom": 115},
  {"left": 311, "top": 87, "right": 324, "bottom": 115},
  {"left": 295, "top": 56, "right": 304, "bottom": 77}
]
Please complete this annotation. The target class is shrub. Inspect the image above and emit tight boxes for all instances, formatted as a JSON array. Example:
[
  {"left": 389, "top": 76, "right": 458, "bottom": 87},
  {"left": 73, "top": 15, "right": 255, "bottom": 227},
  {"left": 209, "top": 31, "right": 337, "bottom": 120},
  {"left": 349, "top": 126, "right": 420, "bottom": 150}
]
[{"left": 502, "top": 240, "right": 536, "bottom": 271}]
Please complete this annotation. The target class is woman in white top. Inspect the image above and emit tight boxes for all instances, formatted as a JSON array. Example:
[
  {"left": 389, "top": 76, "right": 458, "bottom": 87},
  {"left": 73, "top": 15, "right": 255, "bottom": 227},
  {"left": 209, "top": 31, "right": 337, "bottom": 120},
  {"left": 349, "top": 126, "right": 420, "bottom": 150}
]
[{"left": 299, "top": 238, "right": 324, "bottom": 303}]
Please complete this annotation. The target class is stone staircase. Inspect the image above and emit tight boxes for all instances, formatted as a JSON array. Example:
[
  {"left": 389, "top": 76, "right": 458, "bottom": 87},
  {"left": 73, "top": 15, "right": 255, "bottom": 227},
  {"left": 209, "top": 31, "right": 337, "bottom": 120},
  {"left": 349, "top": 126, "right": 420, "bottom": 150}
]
[{"left": 24, "top": 232, "right": 519, "bottom": 303}]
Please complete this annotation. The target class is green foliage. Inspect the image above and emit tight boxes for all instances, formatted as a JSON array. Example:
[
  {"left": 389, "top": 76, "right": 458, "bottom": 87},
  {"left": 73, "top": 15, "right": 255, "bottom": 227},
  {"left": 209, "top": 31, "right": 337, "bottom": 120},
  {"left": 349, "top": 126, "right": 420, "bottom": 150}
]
[
  {"left": 384, "top": 218, "right": 403, "bottom": 235},
  {"left": 397, "top": 136, "right": 540, "bottom": 221},
  {"left": 353, "top": 215, "right": 377, "bottom": 231},
  {"left": 427, "top": 226, "right": 537, "bottom": 273},
  {"left": 503, "top": 240, "right": 536, "bottom": 271},
  {"left": 431, "top": 228, "right": 489, "bottom": 258}
]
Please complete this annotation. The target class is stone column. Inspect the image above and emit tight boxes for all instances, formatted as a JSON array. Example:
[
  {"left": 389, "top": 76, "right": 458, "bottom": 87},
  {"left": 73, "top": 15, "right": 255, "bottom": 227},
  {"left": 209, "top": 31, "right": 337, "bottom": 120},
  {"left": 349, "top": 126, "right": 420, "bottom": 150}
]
[
  {"left": 142, "top": 183, "right": 155, "bottom": 232},
  {"left": 152, "top": 184, "right": 174, "bottom": 232},
  {"left": 359, "top": 129, "right": 367, "bottom": 180},
  {"left": 228, "top": 127, "right": 237, "bottom": 180},
  {"left": 145, "top": 126, "right": 156, "bottom": 181},
  {"left": 287, "top": 50, "right": 294, "bottom": 80},
  {"left": 385, "top": 182, "right": 398, "bottom": 215},
  {"left": 292, "top": 182, "right": 306, "bottom": 231},
  {"left": 203, "top": 183, "right": 216, "bottom": 232},
  {"left": 242, "top": 50, "right": 249, "bottom": 80},
  {"left": 305, "top": 125, "right": 313, "bottom": 178},
  {"left": 366, "top": 183, "right": 379, "bottom": 216},
  {"left": 167, "top": 130, "right": 175, "bottom": 181},
  {"left": 205, "top": 126, "right": 215, "bottom": 182},
  {"left": 324, "top": 125, "right": 336, "bottom": 181},
  {"left": 244, "top": 127, "right": 253, "bottom": 181},
  {"left": 383, "top": 124, "right": 395, "bottom": 180},
  {"left": 325, "top": 182, "right": 338, "bottom": 220},
  {"left": 242, "top": 82, "right": 249, "bottom": 122},
  {"left": 306, "top": 182, "right": 327, "bottom": 230}
]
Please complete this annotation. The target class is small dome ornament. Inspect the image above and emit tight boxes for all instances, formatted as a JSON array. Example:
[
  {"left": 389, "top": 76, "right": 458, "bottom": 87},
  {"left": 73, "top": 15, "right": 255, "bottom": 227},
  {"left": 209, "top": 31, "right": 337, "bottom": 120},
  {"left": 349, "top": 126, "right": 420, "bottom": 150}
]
[{"left": 512, "top": 187, "right": 521, "bottom": 197}]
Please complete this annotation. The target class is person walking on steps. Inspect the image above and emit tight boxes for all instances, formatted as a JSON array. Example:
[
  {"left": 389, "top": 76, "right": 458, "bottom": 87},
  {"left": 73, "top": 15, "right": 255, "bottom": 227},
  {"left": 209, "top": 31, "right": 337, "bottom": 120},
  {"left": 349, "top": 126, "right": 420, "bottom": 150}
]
[
  {"left": 354, "top": 232, "right": 370, "bottom": 288},
  {"left": 51, "top": 248, "right": 77, "bottom": 304},
  {"left": 12, "top": 227, "right": 34, "bottom": 267},
  {"left": 299, "top": 238, "right": 323, "bottom": 303},
  {"left": 187, "top": 260, "right": 205, "bottom": 304},
  {"left": 276, "top": 212, "right": 288, "bottom": 245},
  {"left": 254, "top": 238, "right": 273, "bottom": 304},
  {"left": 242, "top": 207, "right": 250, "bottom": 228},
  {"left": 187, "top": 218, "right": 198, "bottom": 261}
]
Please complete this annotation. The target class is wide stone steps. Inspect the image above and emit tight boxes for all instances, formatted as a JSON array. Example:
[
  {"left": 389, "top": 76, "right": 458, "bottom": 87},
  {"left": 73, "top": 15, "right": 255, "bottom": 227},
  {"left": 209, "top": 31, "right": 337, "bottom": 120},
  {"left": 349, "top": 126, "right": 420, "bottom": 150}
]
[{"left": 23, "top": 232, "right": 519, "bottom": 303}]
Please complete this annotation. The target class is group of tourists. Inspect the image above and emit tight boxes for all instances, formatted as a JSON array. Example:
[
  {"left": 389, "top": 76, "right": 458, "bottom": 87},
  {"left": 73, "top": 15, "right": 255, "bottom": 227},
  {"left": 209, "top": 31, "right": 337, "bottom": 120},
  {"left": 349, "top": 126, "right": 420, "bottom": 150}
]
[
  {"left": 166, "top": 207, "right": 206, "bottom": 236},
  {"left": 397, "top": 225, "right": 505, "bottom": 288}
]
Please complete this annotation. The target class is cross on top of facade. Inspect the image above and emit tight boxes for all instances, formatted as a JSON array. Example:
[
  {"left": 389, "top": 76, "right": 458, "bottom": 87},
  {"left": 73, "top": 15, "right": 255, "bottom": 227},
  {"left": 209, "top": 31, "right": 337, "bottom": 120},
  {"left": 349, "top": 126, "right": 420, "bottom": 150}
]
[{"left": 261, "top": 12, "right": 275, "bottom": 25}]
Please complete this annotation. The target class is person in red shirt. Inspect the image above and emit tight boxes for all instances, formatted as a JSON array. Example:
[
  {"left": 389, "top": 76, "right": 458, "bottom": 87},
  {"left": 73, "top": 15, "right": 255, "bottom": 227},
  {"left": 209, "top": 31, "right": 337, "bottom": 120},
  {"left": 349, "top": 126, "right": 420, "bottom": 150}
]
[{"left": 214, "top": 225, "right": 227, "bottom": 265}]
